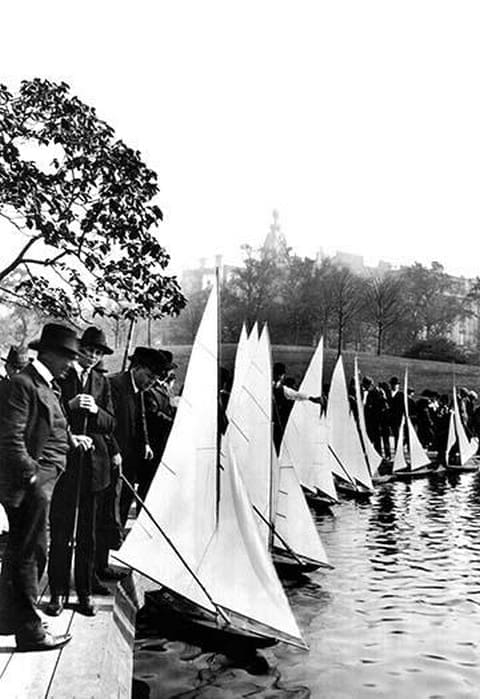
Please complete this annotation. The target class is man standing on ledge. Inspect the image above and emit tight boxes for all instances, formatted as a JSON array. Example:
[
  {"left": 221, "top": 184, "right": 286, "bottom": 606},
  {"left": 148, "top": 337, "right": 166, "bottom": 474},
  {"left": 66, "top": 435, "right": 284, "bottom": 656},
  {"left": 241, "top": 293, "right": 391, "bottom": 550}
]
[
  {"left": 109, "top": 347, "right": 170, "bottom": 527},
  {"left": 0, "top": 323, "right": 92, "bottom": 652},
  {"left": 46, "top": 327, "right": 116, "bottom": 617}
]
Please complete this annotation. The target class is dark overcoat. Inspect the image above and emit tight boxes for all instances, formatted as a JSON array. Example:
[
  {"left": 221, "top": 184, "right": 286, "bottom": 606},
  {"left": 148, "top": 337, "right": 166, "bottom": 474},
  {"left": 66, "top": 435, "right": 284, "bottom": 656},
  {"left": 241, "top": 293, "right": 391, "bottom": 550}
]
[
  {"left": 0, "top": 364, "right": 63, "bottom": 506},
  {"left": 59, "top": 366, "right": 116, "bottom": 492},
  {"left": 108, "top": 371, "right": 142, "bottom": 480}
]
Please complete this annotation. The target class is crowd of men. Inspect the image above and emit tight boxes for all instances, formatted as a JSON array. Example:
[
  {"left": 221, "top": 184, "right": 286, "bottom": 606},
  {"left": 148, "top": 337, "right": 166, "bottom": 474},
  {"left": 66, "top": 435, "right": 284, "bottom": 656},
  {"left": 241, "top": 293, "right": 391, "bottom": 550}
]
[
  {"left": 352, "top": 375, "right": 480, "bottom": 462},
  {"left": 1, "top": 329, "right": 478, "bottom": 653},
  {"left": 0, "top": 323, "right": 176, "bottom": 652},
  {"left": 272, "top": 365, "right": 480, "bottom": 464}
]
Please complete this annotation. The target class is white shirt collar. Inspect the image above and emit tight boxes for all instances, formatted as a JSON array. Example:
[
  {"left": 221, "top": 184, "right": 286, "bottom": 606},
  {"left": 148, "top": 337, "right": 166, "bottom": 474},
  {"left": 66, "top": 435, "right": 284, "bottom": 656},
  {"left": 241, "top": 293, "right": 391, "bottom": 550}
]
[
  {"left": 73, "top": 361, "right": 88, "bottom": 379},
  {"left": 129, "top": 370, "right": 140, "bottom": 394},
  {"left": 32, "top": 358, "right": 55, "bottom": 387}
]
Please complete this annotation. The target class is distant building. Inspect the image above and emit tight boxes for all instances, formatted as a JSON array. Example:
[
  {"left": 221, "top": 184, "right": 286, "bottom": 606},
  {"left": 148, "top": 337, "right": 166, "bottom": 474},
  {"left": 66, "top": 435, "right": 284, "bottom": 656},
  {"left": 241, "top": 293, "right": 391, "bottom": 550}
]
[
  {"left": 181, "top": 254, "right": 235, "bottom": 295},
  {"left": 315, "top": 248, "right": 392, "bottom": 277},
  {"left": 262, "top": 209, "right": 289, "bottom": 265},
  {"left": 444, "top": 276, "right": 480, "bottom": 348},
  {"left": 180, "top": 222, "right": 480, "bottom": 350}
]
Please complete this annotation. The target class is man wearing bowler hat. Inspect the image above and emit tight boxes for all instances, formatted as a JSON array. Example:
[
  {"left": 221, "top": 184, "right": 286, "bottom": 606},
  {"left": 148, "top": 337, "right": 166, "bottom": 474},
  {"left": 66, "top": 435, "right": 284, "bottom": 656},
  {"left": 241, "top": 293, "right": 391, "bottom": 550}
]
[
  {"left": 109, "top": 347, "right": 170, "bottom": 528},
  {"left": 46, "top": 326, "right": 117, "bottom": 617},
  {"left": 0, "top": 323, "right": 92, "bottom": 651}
]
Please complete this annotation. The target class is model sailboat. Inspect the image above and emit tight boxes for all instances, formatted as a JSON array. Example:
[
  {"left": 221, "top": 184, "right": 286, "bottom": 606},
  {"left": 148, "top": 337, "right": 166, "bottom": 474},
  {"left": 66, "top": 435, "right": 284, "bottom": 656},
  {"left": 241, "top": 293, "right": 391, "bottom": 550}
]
[
  {"left": 225, "top": 325, "right": 330, "bottom": 575},
  {"left": 445, "top": 387, "right": 479, "bottom": 471},
  {"left": 114, "top": 280, "right": 305, "bottom": 649},
  {"left": 226, "top": 322, "right": 257, "bottom": 423},
  {"left": 392, "top": 369, "right": 434, "bottom": 479},
  {"left": 326, "top": 355, "right": 373, "bottom": 496},
  {"left": 278, "top": 337, "right": 337, "bottom": 507},
  {"left": 353, "top": 357, "right": 385, "bottom": 483}
]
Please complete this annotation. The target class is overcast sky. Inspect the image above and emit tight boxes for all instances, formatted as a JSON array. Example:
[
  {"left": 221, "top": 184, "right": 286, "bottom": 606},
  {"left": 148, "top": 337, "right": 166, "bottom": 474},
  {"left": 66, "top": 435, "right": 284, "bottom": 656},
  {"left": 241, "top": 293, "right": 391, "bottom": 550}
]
[{"left": 2, "top": 1, "right": 480, "bottom": 278}]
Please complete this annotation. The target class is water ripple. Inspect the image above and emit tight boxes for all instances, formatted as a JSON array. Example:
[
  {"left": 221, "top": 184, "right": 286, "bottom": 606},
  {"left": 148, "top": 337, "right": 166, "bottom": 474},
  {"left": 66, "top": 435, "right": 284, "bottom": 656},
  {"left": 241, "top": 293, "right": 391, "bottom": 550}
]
[
  {"left": 274, "top": 472, "right": 480, "bottom": 697},
  {"left": 134, "top": 471, "right": 480, "bottom": 697}
]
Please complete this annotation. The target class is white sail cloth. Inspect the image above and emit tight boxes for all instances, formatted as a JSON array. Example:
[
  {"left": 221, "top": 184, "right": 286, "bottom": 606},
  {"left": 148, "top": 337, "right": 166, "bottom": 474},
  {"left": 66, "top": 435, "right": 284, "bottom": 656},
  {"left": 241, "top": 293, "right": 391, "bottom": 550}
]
[
  {"left": 279, "top": 338, "right": 337, "bottom": 502},
  {"left": 223, "top": 325, "right": 273, "bottom": 546},
  {"left": 326, "top": 356, "right": 373, "bottom": 491},
  {"left": 115, "top": 282, "right": 304, "bottom": 647},
  {"left": 353, "top": 357, "right": 383, "bottom": 479}
]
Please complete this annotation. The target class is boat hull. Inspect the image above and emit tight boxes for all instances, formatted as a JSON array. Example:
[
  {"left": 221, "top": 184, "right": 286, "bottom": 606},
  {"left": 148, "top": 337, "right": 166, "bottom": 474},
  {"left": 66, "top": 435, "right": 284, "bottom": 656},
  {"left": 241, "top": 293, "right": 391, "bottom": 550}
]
[
  {"left": 334, "top": 475, "right": 373, "bottom": 499},
  {"left": 144, "top": 585, "right": 307, "bottom": 650},
  {"left": 302, "top": 487, "right": 336, "bottom": 513},
  {"left": 146, "top": 588, "right": 278, "bottom": 649},
  {"left": 393, "top": 465, "right": 435, "bottom": 480},
  {"left": 446, "top": 462, "right": 479, "bottom": 473},
  {"left": 272, "top": 548, "right": 324, "bottom": 578}
]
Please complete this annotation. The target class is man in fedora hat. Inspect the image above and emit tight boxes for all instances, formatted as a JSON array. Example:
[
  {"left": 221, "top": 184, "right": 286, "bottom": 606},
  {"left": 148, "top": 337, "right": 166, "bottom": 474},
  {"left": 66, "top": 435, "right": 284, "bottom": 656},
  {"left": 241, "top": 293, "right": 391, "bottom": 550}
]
[
  {"left": 109, "top": 347, "right": 171, "bottom": 529},
  {"left": 46, "top": 326, "right": 117, "bottom": 617},
  {"left": 0, "top": 323, "right": 92, "bottom": 651},
  {"left": 141, "top": 349, "right": 178, "bottom": 502},
  {"left": 1, "top": 346, "right": 30, "bottom": 379}
]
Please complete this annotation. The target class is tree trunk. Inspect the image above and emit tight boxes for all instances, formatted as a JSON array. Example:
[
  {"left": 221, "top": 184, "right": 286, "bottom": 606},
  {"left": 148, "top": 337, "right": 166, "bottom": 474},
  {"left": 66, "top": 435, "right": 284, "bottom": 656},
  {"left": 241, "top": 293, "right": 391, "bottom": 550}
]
[
  {"left": 376, "top": 322, "right": 383, "bottom": 356},
  {"left": 122, "top": 318, "right": 136, "bottom": 371}
]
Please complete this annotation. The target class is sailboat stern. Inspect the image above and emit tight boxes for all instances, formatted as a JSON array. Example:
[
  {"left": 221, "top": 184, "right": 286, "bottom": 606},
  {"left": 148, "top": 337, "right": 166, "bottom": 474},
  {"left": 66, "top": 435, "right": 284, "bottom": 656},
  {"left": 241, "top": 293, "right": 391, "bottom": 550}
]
[
  {"left": 146, "top": 586, "right": 308, "bottom": 650},
  {"left": 272, "top": 546, "right": 333, "bottom": 577}
]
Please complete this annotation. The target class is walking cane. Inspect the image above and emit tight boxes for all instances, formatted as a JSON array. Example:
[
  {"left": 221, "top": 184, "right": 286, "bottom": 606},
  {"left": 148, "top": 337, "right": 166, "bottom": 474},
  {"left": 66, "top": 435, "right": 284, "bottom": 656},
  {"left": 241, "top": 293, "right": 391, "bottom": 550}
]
[{"left": 64, "top": 410, "right": 89, "bottom": 606}]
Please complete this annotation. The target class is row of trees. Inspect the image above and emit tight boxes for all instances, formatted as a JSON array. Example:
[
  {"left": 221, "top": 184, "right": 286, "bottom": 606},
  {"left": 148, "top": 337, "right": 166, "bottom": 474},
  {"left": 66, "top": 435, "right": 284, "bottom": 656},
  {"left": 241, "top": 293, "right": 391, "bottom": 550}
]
[
  {"left": 0, "top": 79, "right": 185, "bottom": 343},
  {"left": 1, "top": 80, "right": 478, "bottom": 365},
  {"left": 163, "top": 246, "right": 480, "bottom": 363}
]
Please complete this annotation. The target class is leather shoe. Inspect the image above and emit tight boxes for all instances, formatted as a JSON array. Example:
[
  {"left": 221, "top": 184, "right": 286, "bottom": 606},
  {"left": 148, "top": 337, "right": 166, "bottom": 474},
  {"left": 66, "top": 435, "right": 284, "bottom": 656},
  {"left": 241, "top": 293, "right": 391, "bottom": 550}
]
[
  {"left": 45, "top": 596, "right": 64, "bottom": 617},
  {"left": 92, "top": 578, "right": 110, "bottom": 596},
  {"left": 16, "top": 631, "right": 72, "bottom": 652},
  {"left": 97, "top": 567, "right": 126, "bottom": 581},
  {"left": 77, "top": 596, "right": 96, "bottom": 616}
]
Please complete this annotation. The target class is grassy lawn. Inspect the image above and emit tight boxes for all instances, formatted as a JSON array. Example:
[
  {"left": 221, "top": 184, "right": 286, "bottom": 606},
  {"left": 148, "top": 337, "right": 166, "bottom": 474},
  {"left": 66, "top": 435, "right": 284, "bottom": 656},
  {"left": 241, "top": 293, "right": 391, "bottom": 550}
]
[{"left": 105, "top": 344, "right": 480, "bottom": 397}]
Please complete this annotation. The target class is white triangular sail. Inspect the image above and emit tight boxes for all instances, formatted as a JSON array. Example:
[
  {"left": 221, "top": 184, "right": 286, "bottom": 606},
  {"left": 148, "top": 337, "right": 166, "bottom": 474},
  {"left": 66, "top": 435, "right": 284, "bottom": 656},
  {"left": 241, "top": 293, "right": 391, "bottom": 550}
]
[
  {"left": 279, "top": 337, "right": 337, "bottom": 501},
  {"left": 403, "top": 369, "right": 431, "bottom": 471},
  {"left": 115, "top": 282, "right": 304, "bottom": 648},
  {"left": 226, "top": 323, "right": 249, "bottom": 421},
  {"left": 392, "top": 416, "right": 408, "bottom": 472},
  {"left": 353, "top": 357, "right": 383, "bottom": 478},
  {"left": 224, "top": 324, "right": 272, "bottom": 546},
  {"left": 452, "top": 388, "right": 478, "bottom": 465},
  {"left": 445, "top": 410, "right": 456, "bottom": 461},
  {"left": 273, "top": 445, "right": 329, "bottom": 567},
  {"left": 227, "top": 323, "right": 259, "bottom": 421},
  {"left": 326, "top": 356, "right": 373, "bottom": 491}
]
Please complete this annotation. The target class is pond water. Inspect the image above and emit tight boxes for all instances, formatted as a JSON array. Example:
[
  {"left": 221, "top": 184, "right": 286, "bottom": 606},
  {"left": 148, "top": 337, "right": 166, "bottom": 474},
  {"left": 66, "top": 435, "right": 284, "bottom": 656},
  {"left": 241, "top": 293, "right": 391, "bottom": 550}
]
[{"left": 133, "top": 471, "right": 480, "bottom": 698}]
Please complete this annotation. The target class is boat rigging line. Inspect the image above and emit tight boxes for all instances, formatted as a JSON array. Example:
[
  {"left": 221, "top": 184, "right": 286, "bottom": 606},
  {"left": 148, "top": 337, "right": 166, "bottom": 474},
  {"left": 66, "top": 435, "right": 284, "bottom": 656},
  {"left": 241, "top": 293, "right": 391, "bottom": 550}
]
[{"left": 120, "top": 474, "right": 231, "bottom": 626}]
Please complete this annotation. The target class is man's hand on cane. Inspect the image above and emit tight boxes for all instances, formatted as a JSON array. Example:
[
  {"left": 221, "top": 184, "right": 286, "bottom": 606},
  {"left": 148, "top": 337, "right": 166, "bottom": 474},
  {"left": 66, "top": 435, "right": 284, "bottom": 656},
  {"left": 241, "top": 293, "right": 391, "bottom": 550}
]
[
  {"left": 112, "top": 452, "right": 123, "bottom": 476},
  {"left": 71, "top": 434, "right": 94, "bottom": 451}
]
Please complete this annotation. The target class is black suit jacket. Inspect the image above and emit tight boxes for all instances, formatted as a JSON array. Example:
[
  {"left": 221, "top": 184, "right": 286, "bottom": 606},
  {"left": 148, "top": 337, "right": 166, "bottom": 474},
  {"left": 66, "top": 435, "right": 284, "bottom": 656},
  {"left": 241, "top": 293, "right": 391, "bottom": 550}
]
[
  {"left": 0, "top": 364, "right": 68, "bottom": 506},
  {"left": 108, "top": 371, "right": 143, "bottom": 478},
  {"left": 59, "top": 366, "right": 116, "bottom": 492}
]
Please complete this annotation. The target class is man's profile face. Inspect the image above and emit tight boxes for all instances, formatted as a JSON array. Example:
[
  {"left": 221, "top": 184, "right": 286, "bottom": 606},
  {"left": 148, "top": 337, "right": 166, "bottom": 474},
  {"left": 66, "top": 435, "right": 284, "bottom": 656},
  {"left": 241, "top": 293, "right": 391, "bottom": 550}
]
[
  {"left": 41, "top": 351, "right": 75, "bottom": 379},
  {"left": 132, "top": 364, "right": 159, "bottom": 391}
]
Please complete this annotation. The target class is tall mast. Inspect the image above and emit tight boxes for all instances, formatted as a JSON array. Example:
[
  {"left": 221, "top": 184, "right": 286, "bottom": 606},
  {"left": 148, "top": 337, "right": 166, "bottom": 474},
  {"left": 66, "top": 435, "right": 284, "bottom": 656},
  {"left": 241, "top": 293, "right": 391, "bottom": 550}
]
[{"left": 216, "top": 266, "right": 221, "bottom": 524}]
